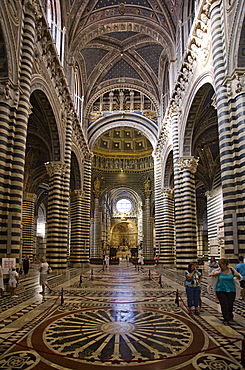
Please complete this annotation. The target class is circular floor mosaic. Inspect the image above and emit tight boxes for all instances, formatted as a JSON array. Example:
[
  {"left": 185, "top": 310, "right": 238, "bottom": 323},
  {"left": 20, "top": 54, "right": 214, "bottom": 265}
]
[{"left": 43, "top": 308, "right": 194, "bottom": 363}]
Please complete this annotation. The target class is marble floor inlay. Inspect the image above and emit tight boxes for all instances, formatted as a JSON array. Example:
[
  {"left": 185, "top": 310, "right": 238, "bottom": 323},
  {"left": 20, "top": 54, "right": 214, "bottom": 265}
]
[{"left": 0, "top": 263, "right": 244, "bottom": 369}]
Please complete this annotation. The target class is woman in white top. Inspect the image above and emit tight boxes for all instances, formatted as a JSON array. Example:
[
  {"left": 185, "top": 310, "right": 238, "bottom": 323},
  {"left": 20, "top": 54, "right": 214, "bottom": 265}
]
[
  {"left": 9, "top": 267, "right": 19, "bottom": 297},
  {"left": 39, "top": 256, "right": 52, "bottom": 294}
]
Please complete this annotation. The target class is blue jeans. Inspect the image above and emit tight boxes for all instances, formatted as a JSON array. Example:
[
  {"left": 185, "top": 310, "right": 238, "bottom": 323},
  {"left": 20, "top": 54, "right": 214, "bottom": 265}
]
[{"left": 186, "top": 286, "right": 201, "bottom": 308}]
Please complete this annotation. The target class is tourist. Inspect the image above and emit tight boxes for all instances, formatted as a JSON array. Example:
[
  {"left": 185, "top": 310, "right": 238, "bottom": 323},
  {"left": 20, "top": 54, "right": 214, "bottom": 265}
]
[
  {"left": 8, "top": 267, "right": 19, "bottom": 297},
  {"left": 235, "top": 256, "right": 245, "bottom": 302},
  {"left": 138, "top": 255, "right": 144, "bottom": 269},
  {"left": 210, "top": 258, "right": 242, "bottom": 325},
  {"left": 39, "top": 257, "right": 52, "bottom": 294},
  {"left": 184, "top": 262, "right": 201, "bottom": 315},
  {"left": 22, "top": 255, "right": 30, "bottom": 276},
  {"left": 208, "top": 256, "right": 218, "bottom": 274}
]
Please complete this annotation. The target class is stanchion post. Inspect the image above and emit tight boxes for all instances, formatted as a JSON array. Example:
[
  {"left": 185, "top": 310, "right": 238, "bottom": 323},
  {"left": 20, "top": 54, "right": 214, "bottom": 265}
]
[
  {"left": 61, "top": 288, "right": 64, "bottom": 305},
  {"left": 241, "top": 336, "right": 245, "bottom": 368},
  {"left": 91, "top": 269, "right": 93, "bottom": 280},
  {"left": 148, "top": 269, "right": 151, "bottom": 280},
  {"left": 79, "top": 274, "right": 82, "bottom": 286},
  {"left": 175, "top": 289, "right": 179, "bottom": 306},
  {"left": 159, "top": 275, "right": 162, "bottom": 287}
]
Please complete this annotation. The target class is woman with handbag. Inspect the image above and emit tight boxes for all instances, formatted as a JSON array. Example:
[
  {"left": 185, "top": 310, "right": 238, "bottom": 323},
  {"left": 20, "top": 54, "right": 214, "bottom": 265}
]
[{"left": 210, "top": 258, "right": 241, "bottom": 325}]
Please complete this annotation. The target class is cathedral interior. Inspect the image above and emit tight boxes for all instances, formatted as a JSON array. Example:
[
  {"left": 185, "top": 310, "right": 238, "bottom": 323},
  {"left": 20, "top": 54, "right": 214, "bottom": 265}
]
[{"left": 0, "top": 0, "right": 245, "bottom": 369}]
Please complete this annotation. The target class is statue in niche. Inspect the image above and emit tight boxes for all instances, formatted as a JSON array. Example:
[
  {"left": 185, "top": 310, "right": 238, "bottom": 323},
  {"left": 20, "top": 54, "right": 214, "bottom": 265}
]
[
  {"left": 144, "top": 178, "right": 151, "bottom": 191},
  {"left": 94, "top": 177, "right": 100, "bottom": 192}
]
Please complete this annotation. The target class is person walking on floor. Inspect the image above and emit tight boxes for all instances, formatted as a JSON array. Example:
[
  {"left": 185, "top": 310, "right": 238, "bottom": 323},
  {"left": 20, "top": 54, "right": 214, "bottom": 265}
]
[
  {"left": 22, "top": 255, "right": 30, "bottom": 276},
  {"left": 39, "top": 256, "right": 52, "bottom": 294},
  {"left": 210, "top": 258, "right": 242, "bottom": 325},
  {"left": 8, "top": 267, "right": 19, "bottom": 297},
  {"left": 184, "top": 262, "right": 202, "bottom": 315},
  {"left": 235, "top": 256, "right": 245, "bottom": 303}
]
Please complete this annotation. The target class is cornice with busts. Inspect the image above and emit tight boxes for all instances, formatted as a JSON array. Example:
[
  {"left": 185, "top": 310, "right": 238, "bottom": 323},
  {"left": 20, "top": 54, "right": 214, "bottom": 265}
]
[
  {"left": 224, "top": 68, "right": 245, "bottom": 100},
  {"left": 155, "top": 0, "right": 212, "bottom": 155},
  {"left": 177, "top": 156, "right": 199, "bottom": 173},
  {"left": 33, "top": 13, "right": 89, "bottom": 156}
]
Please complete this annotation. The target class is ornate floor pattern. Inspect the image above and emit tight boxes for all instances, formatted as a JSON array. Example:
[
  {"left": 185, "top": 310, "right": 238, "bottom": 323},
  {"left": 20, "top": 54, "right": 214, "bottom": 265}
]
[{"left": 0, "top": 263, "right": 244, "bottom": 369}]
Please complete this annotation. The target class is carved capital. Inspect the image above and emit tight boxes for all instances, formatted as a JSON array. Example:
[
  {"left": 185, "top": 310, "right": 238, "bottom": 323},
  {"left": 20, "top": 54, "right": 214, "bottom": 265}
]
[
  {"left": 70, "top": 189, "right": 85, "bottom": 201},
  {"left": 23, "top": 192, "right": 37, "bottom": 202},
  {"left": 161, "top": 188, "right": 174, "bottom": 198},
  {"left": 45, "top": 161, "right": 67, "bottom": 177},
  {"left": 224, "top": 69, "right": 245, "bottom": 99},
  {"left": 177, "top": 157, "right": 199, "bottom": 173},
  {"left": 23, "top": 0, "right": 42, "bottom": 20},
  {"left": 0, "top": 79, "right": 21, "bottom": 107}
]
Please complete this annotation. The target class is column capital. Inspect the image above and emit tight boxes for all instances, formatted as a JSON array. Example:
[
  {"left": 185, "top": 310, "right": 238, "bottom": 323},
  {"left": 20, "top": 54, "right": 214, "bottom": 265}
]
[
  {"left": 23, "top": 192, "right": 37, "bottom": 202},
  {"left": 70, "top": 189, "right": 85, "bottom": 201},
  {"left": 23, "top": 0, "right": 42, "bottom": 19},
  {"left": 45, "top": 161, "right": 67, "bottom": 177},
  {"left": 161, "top": 187, "right": 174, "bottom": 198},
  {"left": 224, "top": 68, "right": 245, "bottom": 100},
  {"left": 0, "top": 79, "right": 21, "bottom": 107},
  {"left": 177, "top": 156, "right": 199, "bottom": 173}
]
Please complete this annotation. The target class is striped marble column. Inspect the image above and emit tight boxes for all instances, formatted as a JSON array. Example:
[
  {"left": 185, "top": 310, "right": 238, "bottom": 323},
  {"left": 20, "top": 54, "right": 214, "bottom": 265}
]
[
  {"left": 45, "top": 161, "right": 68, "bottom": 270},
  {"left": 142, "top": 196, "right": 154, "bottom": 262},
  {"left": 176, "top": 157, "right": 198, "bottom": 268},
  {"left": 92, "top": 198, "right": 102, "bottom": 260},
  {"left": 171, "top": 104, "right": 184, "bottom": 268},
  {"left": 209, "top": 1, "right": 245, "bottom": 259},
  {"left": 70, "top": 190, "right": 85, "bottom": 266},
  {"left": 154, "top": 154, "right": 164, "bottom": 260},
  {"left": 160, "top": 188, "right": 175, "bottom": 265},
  {"left": 0, "top": 1, "right": 41, "bottom": 262},
  {"left": 63, "top": 112, "right": 73, "bottom": 260},
  {"left": 22, "top": 192, "right": 37, "bottom": 260},
  {"left": 80, "top": 155, "right": 91, "bottom": 263}
]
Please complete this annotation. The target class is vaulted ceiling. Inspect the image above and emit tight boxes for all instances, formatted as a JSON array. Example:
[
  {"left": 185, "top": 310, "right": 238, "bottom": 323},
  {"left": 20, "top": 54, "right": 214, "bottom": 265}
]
[{"left": 66, "top": 0, "right": 182, "bottom": 106}]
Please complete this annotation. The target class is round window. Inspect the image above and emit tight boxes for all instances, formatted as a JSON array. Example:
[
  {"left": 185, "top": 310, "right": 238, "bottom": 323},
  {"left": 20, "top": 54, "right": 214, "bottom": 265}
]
[{"left": 116, "top": 198, "right": 132, "bottom": 213}]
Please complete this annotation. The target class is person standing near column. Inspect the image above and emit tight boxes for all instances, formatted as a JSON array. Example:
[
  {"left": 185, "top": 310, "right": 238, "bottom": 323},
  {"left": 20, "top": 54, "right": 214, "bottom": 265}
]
[
  {"left": 235, "top": 256, "right": 245, "bottom": 303},
  {"left": 104, "top": 255, "right": 109, "bottom": 269},
  {"left": 185, "top": 262, "right": 201, "bottom": 315},
  {"left": 211, "top": 258, "right": 241, "bottom": 325}
]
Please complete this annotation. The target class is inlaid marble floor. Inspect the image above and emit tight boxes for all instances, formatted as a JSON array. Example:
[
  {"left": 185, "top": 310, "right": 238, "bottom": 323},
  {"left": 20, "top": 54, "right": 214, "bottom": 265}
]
[{"left": 0, "top": 262, "right": 244, "bottom": 369}]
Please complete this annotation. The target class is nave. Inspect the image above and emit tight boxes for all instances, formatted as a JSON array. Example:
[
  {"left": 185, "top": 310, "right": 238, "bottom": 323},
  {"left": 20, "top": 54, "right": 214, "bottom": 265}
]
[{"left": 0, "top": 262, "right": 244, "bottom": 370}]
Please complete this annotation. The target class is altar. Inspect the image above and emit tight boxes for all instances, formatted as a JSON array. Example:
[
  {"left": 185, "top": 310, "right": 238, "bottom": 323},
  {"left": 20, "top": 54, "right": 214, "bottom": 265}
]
[{"left": 116, "top": 245, "right": 131, "bottom": 259}]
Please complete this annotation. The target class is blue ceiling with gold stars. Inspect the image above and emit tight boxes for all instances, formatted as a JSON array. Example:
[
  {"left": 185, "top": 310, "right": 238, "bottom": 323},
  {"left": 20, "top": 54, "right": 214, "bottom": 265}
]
[
  {"left": 95, "top": 0, "right": 152, "bottom": 10},
  {"left": 103, "top": 60, "right": 142, "bottom": 81}
]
